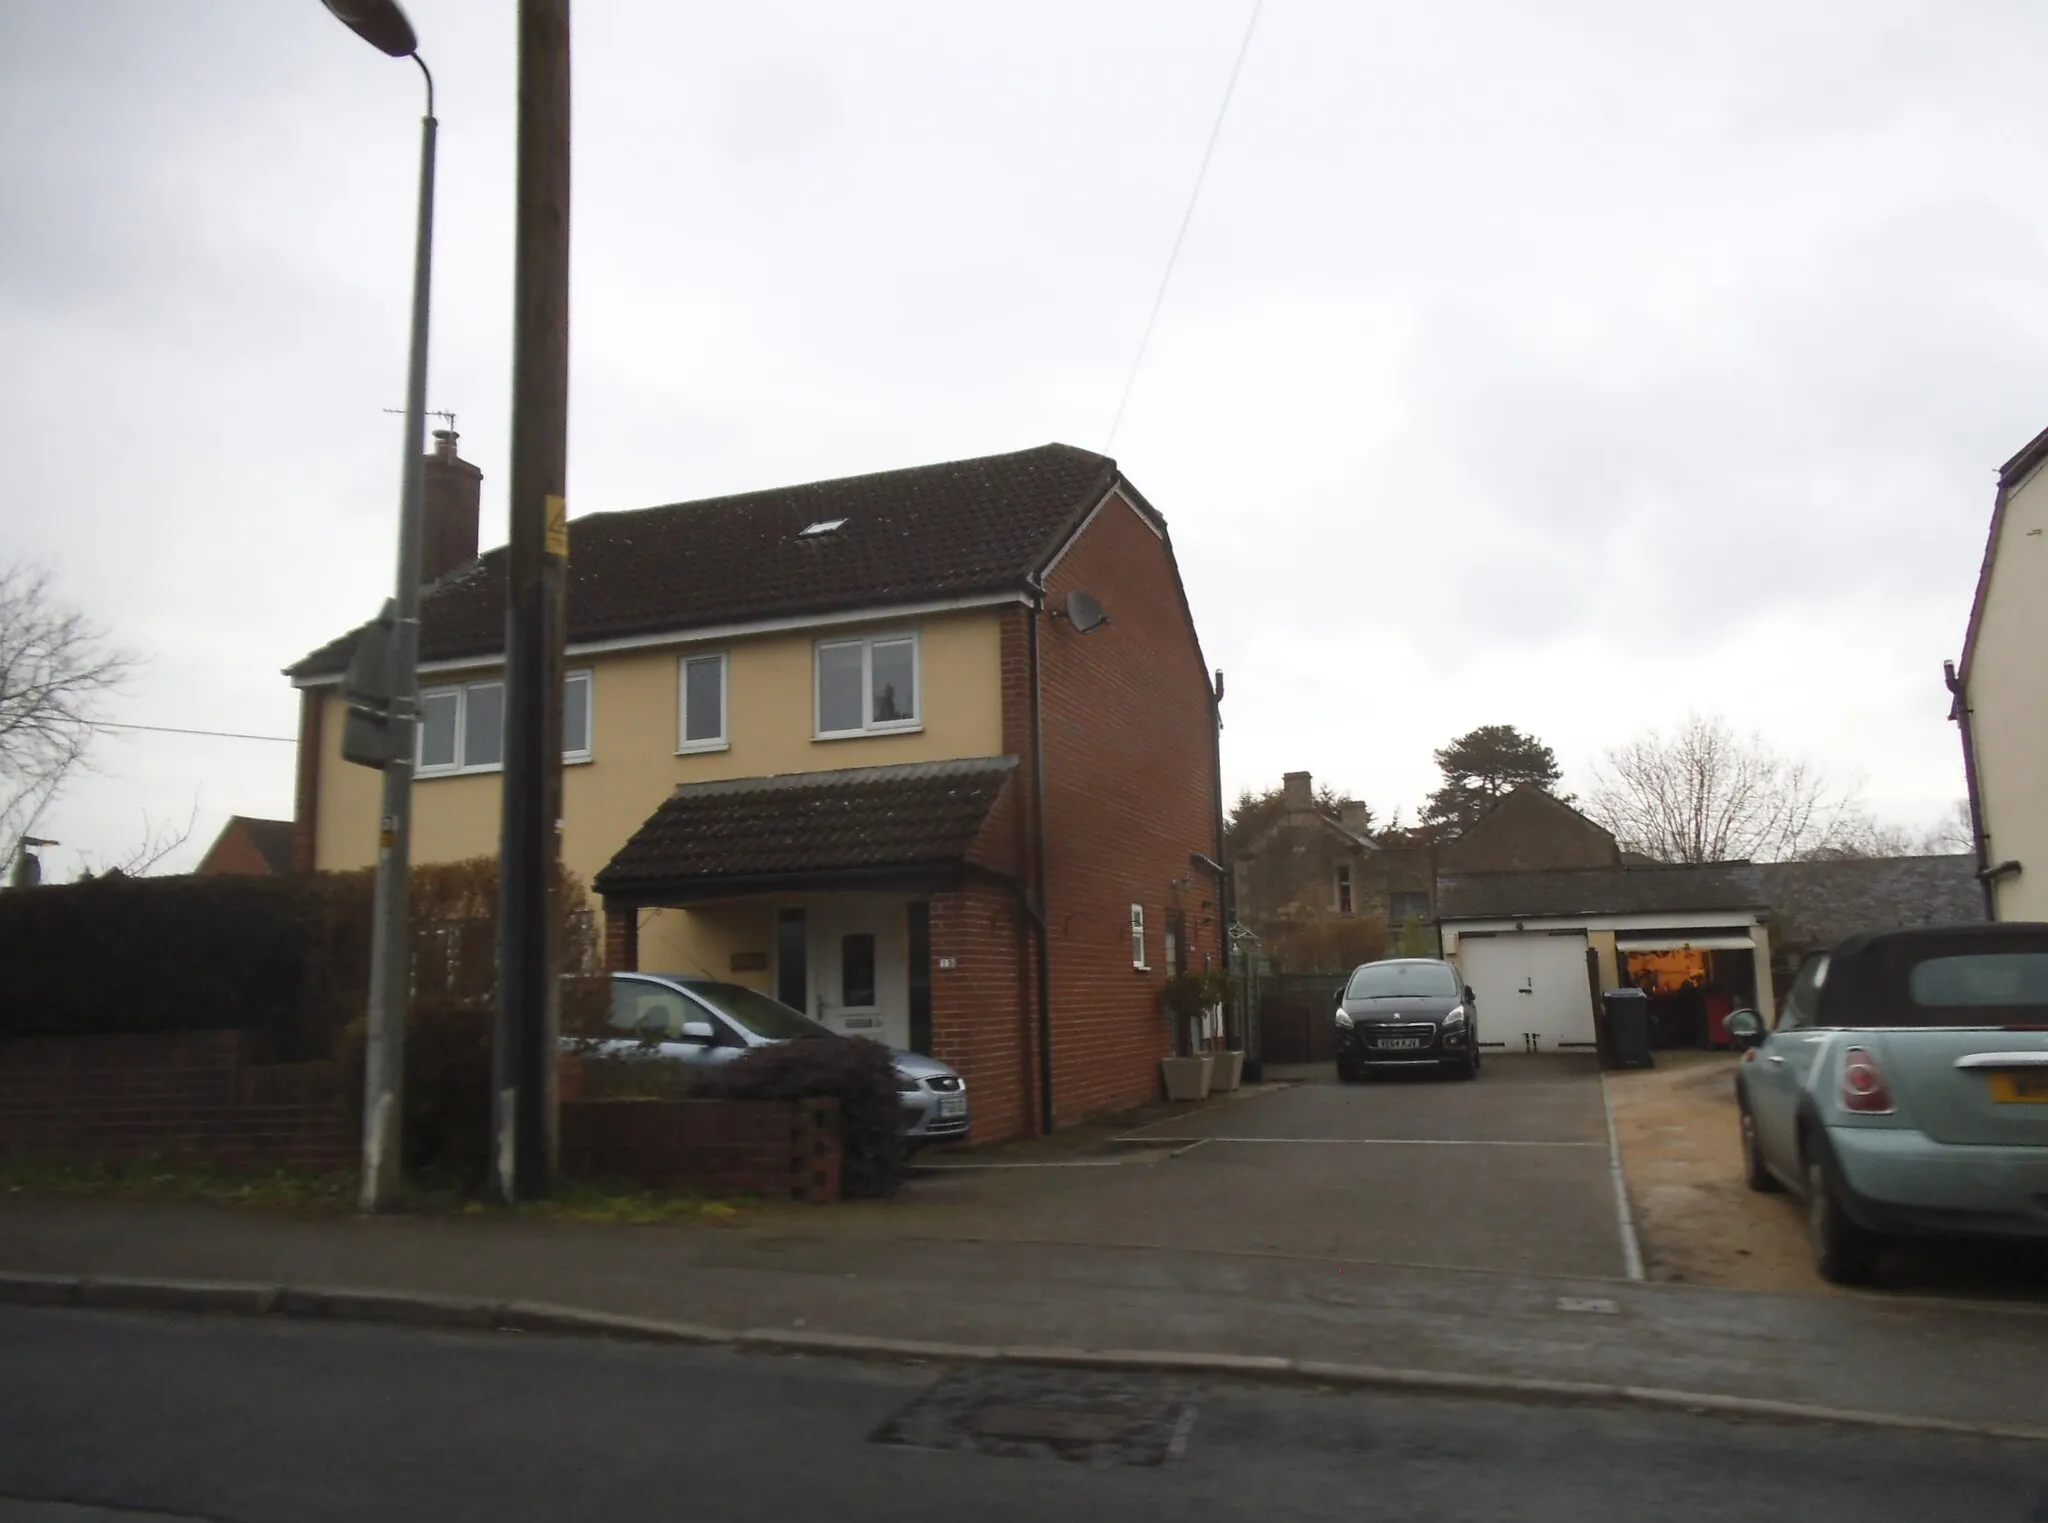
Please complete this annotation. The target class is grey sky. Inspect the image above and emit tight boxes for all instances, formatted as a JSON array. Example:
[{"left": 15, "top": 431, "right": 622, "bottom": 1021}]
[{"left": 1, "top": 0, "right": 2033, "bottom": 875}]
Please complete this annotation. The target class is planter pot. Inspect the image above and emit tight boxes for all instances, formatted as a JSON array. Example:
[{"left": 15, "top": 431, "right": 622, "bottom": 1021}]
[
  {"left": 1209, "top": 1049, "right": 1244, "bottom": 1092},
  {"left": 1159, "top": 1054, "right": 1213, "bottom": 1102}
]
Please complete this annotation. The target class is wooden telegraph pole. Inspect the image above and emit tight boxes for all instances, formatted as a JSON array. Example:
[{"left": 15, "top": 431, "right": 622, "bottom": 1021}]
[{"left": 493, "top": 0, "right": 571, "bottom": 1203}]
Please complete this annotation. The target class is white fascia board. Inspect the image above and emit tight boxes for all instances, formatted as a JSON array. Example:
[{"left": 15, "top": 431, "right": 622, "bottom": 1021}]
[
  {"left": 1444, "top": 910, "right": 1764, "bottom": 935},
  {"left": 291, "top": 590, "right": 1027, "bottom": 688}
]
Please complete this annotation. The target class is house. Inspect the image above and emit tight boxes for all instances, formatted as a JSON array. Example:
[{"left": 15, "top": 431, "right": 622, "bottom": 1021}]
[
  {"left": 1947, "top": 421, "right": 2048, "bottom": 921},
  {"left": 1437, "top": 854, "right": 1983, "bottom": 1054},
  {"left": 1437, "top": 785, "right": 1632, "bottom": 873},
  {"left": 287, "top": 442, "right": 1224, "bottom": 1141},
  {"left": 1233, "top": 780, "right": 1622, "bottom": 969},
  {"left": 194, "top": 816, "right": 295, "bottom": 877},
  {"left": 1232, "top": 772, "right": 1434, "bottom": 966}
]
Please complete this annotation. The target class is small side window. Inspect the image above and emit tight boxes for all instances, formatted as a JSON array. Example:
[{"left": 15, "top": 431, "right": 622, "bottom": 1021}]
[{"left": 1131, "top": 903, "right": 1148, "bottom": 971}]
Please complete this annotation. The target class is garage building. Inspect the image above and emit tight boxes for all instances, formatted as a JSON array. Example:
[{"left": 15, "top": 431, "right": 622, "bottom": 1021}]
[{"left": 1437, "top": 864, "right": 1775, "bottom": 1055}]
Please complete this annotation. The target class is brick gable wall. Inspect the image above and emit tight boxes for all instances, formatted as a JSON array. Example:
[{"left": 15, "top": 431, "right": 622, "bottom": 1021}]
[{"left": 1019, "top": 492, "right": 1221, "bottom": 1124}]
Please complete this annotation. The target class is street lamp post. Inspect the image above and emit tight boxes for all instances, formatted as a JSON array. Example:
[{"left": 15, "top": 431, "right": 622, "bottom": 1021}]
[{"left": 322, "top": 0, "right": 437, "bottom": 1214}]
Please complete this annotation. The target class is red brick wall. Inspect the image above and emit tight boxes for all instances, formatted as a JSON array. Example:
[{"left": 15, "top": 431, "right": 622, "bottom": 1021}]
[
  {"left": 1024, "top": 490, "right": 1222, "bottom": 1124},
  {"left": 559, "top": 1097, "right": 840, "bottom": 1203},
  {"left": 928, "top": 880, "right": 1035, "bottom": 1143},
  {"left": 196, "top": 823, "right": 279, "bottom": 878},
  {"left": 0, "top": 1031, "right": 353, "bottom": 1170}
]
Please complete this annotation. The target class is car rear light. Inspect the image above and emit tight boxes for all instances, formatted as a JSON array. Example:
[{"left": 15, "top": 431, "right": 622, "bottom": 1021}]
[{"left": 1840, "top": 1046, "right": 1893, "bottom": 1114}]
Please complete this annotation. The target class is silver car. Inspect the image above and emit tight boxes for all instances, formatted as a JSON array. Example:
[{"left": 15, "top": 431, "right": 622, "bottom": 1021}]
[
  {"left": 590, "top": 973, "right": 970, "bottom": 1147},
  {"left": 1729, "top": 924, "right": 2048, "bottom": 1284}
]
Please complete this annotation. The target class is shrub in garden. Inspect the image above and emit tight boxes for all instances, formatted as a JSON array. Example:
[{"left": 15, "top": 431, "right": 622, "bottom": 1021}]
[
  {"left": 337, "top": 998, "right": 495, "bottom": 1188},
  {"left": 696, "top": 1036, "right": 907, "bottom": 1199}
]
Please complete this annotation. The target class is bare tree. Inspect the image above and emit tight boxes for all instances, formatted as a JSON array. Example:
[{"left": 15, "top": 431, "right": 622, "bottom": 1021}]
[
  {"left": 0, "top": 564, "right": 134, "bottom": 876},
  {"left": 1921, "top": 798, "right": 1975, "bottom": 855},
  {"left": 1586, "top": 713, "right": 1863, "bottom": 864},
  {"left": 74, "top": 800, "right": 200, "bottom": 880}
]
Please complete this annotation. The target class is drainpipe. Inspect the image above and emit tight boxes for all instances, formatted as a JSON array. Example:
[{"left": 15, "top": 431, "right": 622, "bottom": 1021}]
[
  {"left": 1028, "top": 584, "right": 1055, "bottom": 1135},
  {"left": 1207, "top": 670, "right": 1241, "bottom": 1061},
  {"left": 1945, "top": 660, "right": 2001, "bottom": 922}
]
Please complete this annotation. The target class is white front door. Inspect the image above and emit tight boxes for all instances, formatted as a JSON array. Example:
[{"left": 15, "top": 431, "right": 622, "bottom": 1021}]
[
  {"left": 807, "top": 899, "right": 910, "bottom": 1050},
  {"left": 1458, "top": 932, "right": 1597, "bottom": 1053}
]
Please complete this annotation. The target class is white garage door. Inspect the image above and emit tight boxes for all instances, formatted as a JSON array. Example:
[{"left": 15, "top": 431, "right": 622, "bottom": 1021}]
[{"left": 1457, "top": 932, "right": 1597, "bottom": 1053}]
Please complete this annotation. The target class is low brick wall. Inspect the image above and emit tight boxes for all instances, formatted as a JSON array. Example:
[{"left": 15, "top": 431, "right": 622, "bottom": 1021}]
[
  {"left": 0, "top": 1030, "right": 353, "bottom": 1171},
  {"left": 560, "top": 1097, "right": 841, "bottom": 1204}
]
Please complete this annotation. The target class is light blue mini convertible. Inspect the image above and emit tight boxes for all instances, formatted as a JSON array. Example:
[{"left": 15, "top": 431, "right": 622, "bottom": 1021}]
[{"left": 1727, "top": 924, "right": 2048, "bottom": 1284}]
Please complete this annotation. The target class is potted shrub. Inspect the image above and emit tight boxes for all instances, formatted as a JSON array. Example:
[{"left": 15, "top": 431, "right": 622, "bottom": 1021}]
[
  {"left": 1158, "top": 971, "right": 1216, "bottom": 1101},
  {"left": 1203, "top": 969, "right": 1246, "bottom": 1092}
]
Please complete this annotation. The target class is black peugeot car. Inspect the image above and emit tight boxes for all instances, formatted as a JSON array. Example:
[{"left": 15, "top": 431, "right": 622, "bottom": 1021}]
[{"left": 1334, "top": 957, "right": 1482, "bottom": 1082}]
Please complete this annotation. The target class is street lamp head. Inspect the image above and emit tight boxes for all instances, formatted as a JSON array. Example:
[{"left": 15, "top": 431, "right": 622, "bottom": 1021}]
[{"left": 321, "top": 0, "right": 418, "bottom": 58}]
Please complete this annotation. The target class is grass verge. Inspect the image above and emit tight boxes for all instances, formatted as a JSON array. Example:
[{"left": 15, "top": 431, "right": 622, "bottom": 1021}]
[{"left": 1, "top": 1156, "right": 746, "bottom": 1225}]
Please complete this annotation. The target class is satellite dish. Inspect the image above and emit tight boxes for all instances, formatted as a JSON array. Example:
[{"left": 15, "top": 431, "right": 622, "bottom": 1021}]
[{"left": 1064, "top": 589, "right": 1108, "bottom": 634}]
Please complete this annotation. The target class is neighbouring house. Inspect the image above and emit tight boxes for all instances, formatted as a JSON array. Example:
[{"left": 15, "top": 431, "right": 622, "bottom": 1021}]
[
  {"left": 1437, "top": 854, "right": 1983, "bottom": 1055},
  {"left": 1232, "top": 780, "right": 1622, "bottom": 967},
  {"left": 1947, "top": 421, "right": 2048, "bottom": 922},
  {"left": 1437, "top": 785, "right": 1636, "bottom": 873},
  {"left": 1231, "top": 771, "right": 1434, "bottom": 967},
  {"left": 287, "top": 442, "right": 1225, "bottom": 1141},
  {"left": 194, "top": 816, "right": 295, "bottom": 877}
]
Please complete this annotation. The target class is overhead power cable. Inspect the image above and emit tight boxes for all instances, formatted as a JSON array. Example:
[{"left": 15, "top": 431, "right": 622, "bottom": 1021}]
[
  {"left": 1105, "top": 0, "right": 1267, "bottom": 451},
  {"left": 99, "top": 720, "right": 297, "bottom": 744}
]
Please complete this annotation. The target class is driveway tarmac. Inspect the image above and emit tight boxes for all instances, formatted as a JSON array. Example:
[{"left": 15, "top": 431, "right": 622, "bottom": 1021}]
[{"left": 901, "top": 1055, "right": 1630, "bottom": 1279}]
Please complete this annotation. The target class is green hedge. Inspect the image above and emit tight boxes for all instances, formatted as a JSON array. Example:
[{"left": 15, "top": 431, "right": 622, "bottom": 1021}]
[
  {"left": 0, "top": 859, "right": 601, "bottom": 1063},
  {"left": 0, "top": 872, "right": 371, "bottom": 1061}
]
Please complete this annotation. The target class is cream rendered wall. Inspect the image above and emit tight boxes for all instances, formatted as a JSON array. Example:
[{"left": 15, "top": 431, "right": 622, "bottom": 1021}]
[
  {"left": 1971, "top": 463, "right": 2048, "bottom": 922},
  {"left": 311, "top": 610, "right": 1007, "bottom": 968}
]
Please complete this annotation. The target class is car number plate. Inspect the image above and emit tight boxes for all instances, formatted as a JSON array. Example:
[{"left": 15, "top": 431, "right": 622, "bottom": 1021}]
[
  {"left": 1380, "top": 1038, "right": 1422, "bottom": 1050},
  {"left": 938, "top": 1096, "right": 967, "bottom": 1117},
  {"left": 1988, "top": 1072, "right": 2048, "bottom": 1104}
]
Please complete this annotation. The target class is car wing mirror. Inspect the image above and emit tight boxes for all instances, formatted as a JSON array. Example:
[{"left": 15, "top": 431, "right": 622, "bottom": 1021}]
[
  {"left": 679, "top": 1020, "right": 717, "bottom": 1044},
  {"left": 1463, "top": 986, "right": 1476, "bottom": 1004},
  {"left": 1725, "top": 1009, "right": 1766, "bottom": 1050}
]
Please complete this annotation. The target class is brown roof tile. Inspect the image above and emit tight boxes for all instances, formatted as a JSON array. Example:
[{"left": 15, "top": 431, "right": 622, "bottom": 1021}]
[
  {"left": 594, "top": 757, "right": 1019, "bottom": 899},
  {"left": 290, "top": 444, "right": 1119, "bottom": 680}
]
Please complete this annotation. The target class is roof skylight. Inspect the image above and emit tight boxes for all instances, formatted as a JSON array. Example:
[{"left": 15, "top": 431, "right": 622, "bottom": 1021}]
[{"left": 798, "top": 518, "right": 848, "bottom": 537}]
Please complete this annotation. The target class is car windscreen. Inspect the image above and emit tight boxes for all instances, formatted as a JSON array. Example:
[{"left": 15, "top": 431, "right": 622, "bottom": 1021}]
[
  {"left": 685, "top": 982, "right": 837, "bottom": 1040},
  {"left": 1902, "top": 952, "right": 2048, "bottom": 1025},
  {"left": 1345, "top": 962, "right": 1459, "bottom": 1000}
]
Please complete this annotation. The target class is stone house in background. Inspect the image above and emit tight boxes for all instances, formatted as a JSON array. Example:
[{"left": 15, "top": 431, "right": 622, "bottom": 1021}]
[
  {"left": 1233, "top": 771, "right": 1434, "bottom": 967},
  {"left": 1233, "top": 778, "right": 1627, "bottom": 969}
]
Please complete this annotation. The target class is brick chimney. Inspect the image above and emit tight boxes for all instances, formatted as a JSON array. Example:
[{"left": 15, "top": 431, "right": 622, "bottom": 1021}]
[
  {"left": 1282, "top": 770, "right": 1313, "bottom": 811},
  {"left": 420, "top": 429, "right": 482, "bottom": 585}
]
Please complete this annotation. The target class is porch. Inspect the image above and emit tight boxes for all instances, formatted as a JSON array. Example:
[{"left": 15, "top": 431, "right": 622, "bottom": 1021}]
[{"left": 592, "top": 758, "right": 1040, "bottom": 1140}]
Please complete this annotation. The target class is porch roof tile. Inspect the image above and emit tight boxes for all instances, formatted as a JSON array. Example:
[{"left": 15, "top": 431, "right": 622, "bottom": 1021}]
[{"left": 594, "top": 756, "right": 1019, "bottom": 898}]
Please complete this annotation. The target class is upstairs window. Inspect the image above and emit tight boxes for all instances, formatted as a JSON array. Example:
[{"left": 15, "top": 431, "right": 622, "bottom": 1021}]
[
  {"left": 418, "top": 669, "right": 591, "bottom": 776},
  {"left": 678, "top": 652, "right": 728, "bottom": 753},
  {"left": 1131, "top": 903, "right": 1148, "bottom": 971},
  {"left": 816, "top": 632, "right": 920, "bottom": 738},
  {"left": 1336, "top": 866, "right": 1354, "bottom": 916}
]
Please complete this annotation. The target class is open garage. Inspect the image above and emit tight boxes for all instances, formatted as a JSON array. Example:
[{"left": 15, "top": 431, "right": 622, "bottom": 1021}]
[{"left": 1437, "top": 863, "right": 1779, "bottom": 1052}]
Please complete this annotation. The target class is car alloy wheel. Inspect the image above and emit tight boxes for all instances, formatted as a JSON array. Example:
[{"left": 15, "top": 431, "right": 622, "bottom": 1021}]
[
  {"left": 1740, "top": 1104, "right": 1780, "bottom": 1193},
  {"left": 1804, "top": 1156, "right": 1878, "bottom": 1286}
]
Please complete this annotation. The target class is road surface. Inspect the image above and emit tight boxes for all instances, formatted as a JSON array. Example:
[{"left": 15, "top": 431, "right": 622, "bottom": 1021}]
[{"left": 2, "top": 1308, "right": 2042, "bottom": 1522}]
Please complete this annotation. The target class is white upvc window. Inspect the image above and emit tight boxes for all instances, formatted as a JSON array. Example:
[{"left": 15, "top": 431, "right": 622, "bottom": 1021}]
[
  {"left": 815, "top": 630, "right": 920, "bottom": 739},
  {"left": 677, "top": 651, "right": 729, "bottom": 753},
  {"left": 417, "top": 668, "right": 592, "bottom": 776},
  {"left": 563, "top": 669, "right": 593, "bottom": 762},
  {"left": 1131, "top": 903, "right": 1149, "bottom": 971}
]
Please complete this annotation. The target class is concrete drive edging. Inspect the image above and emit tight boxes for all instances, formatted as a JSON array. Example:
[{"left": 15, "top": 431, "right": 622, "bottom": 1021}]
[{"left": 3, "top": 1270, "right": 2042, "bottom": 1445}]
